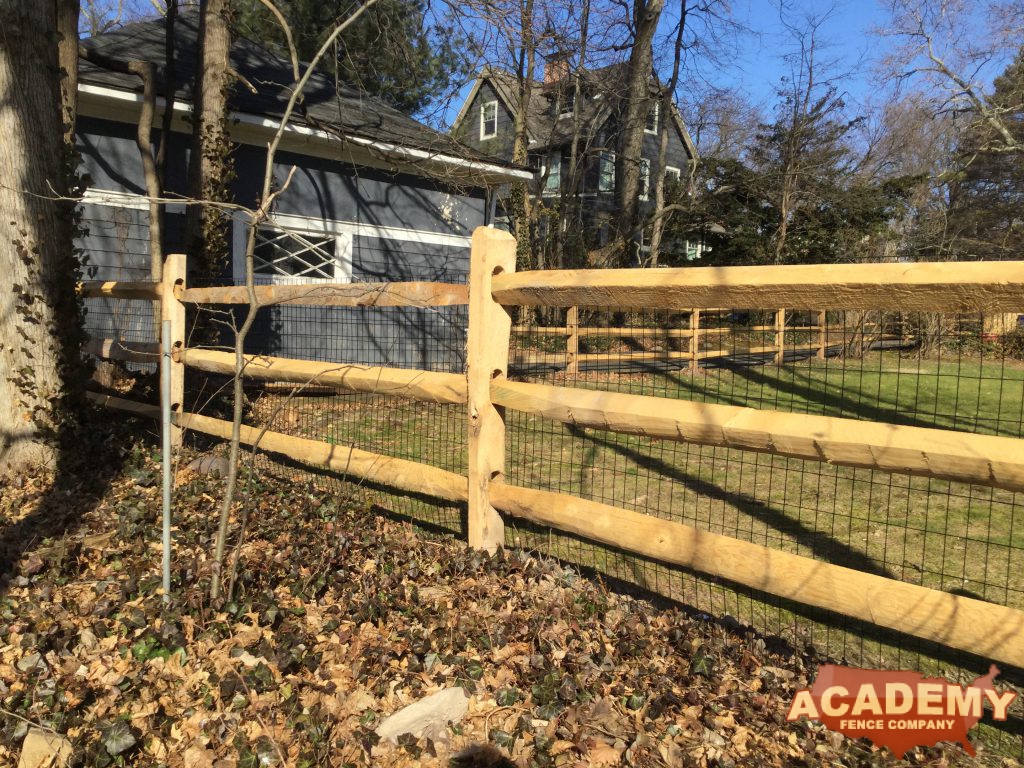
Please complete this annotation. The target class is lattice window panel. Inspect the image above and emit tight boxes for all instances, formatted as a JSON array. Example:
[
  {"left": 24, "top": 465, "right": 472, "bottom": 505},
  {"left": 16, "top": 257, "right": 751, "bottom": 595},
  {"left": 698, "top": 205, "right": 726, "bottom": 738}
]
[{"left": 253, "top": 227, "right": 341, "bottom": 282}]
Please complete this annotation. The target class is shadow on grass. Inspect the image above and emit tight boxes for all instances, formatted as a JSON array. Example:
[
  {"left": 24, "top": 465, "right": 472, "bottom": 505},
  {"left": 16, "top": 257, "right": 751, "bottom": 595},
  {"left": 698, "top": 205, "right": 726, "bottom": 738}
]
[
  {"left": 722, "top": 360, "right": 946, "bottom": 430},
  {"left": 567, "top": 424, "right": 896, "bottom": 580}
]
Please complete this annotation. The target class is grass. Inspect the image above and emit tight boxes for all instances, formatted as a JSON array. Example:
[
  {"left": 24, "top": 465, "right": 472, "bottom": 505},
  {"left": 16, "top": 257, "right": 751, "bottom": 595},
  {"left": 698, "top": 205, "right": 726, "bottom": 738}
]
[{"left": 246, "top": 350, "right": 1024, "bottom": 672}]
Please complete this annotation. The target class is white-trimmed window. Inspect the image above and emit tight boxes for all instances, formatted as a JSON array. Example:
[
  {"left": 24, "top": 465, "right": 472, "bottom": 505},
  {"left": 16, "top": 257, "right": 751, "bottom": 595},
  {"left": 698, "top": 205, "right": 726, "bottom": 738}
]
[
  {"left": 559, "top": 89, "right": 575, "bottom": 119},
  {"left": 543, "top": 152, "right": 562, "bottom": 195},
  {"left": 665, "top": 166, "right": 681, "bottom": 182},
  {"left": 639, "top": 158, "right": 651, "bottom": 199},
  {"left": 233, "top": 216, "right": 353, "bottom": 284},
  {"left": 645, "top": 102, "right": 659, "bottom": 134},
  {"left": 480, "top": 100, "right": 498, "bottom": 140},
  {"left": 598, "top": 152, "right": 615, "bottom": 192}
]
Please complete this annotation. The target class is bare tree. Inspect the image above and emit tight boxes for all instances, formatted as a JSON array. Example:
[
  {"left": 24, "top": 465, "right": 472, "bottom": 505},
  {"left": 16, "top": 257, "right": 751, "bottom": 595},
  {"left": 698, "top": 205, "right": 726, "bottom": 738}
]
[
  {"left": 209, "top": 0, "right": 381, "bottom": 600},
  {"left": 613, "top": 0, "right": 665, "bottom": 262},
  {"left": 761, "top": 8, "right": 854, "bottom": 264},
  {"left": 880, "top": 0, "right": 1024, "bottom": 156},
  {"left": 647, "top": 0, "right": 686, "bottom": 266}
]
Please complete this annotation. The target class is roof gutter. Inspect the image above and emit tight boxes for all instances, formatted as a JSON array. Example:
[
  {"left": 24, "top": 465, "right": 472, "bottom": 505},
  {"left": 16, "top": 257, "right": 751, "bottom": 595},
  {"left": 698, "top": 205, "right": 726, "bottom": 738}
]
[{"left": 78, "top": 82, "right": 534, "bottom": 186}]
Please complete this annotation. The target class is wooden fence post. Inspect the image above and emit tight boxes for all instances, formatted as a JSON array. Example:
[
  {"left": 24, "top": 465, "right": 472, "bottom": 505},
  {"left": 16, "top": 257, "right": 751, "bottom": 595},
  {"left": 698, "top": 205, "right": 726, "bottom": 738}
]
[
  {"left": 816, "top": 309, "right": 826, "bottom": 360},
  {"left": 467, "top": 228, "right": 516, "bottom": 552},
  {"left": 774, "top": 308, "right": 785, "bottom": 365},
  {"left": 161, "top": 253, "right": 186, "bottom": 448},
  {"left": 565, "top": 305, "right": 579, "bottom": 375},
  {"left": 689, "top": 309, "right": 701, "bottom": 372}
]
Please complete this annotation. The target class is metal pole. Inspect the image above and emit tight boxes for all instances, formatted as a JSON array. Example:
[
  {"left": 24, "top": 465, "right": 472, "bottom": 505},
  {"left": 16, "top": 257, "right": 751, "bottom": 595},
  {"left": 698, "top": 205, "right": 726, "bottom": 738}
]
[{"left": 161, "top": 319, "right": 172, "bottom": 602}]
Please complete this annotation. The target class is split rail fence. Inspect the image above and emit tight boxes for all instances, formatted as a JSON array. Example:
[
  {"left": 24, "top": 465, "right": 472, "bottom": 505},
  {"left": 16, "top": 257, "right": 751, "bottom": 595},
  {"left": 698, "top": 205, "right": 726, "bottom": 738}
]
[
  {"left": 512, "top": 307, "right": 830, "bottom": 371},
  {"left": 82, "top": 229, "right": 1024, "bottom": 689}
]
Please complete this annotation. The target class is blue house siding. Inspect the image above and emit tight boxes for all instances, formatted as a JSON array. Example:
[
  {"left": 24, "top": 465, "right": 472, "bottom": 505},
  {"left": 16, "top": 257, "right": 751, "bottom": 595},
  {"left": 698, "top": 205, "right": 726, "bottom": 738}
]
[{"left": 76, "top": 115, "right": 482, "bottom": 371}]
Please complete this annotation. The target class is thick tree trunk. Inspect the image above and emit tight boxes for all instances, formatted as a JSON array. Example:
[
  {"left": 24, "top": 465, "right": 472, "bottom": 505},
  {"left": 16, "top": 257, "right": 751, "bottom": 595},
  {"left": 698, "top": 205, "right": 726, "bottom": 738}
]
[
  {"left": 615, "top": 0, "right": 664, "bottom": 264},
  {"left": 0, "top": 1, "right": 83, "bottom": 474},
  {"left": 648, "top": 0, "right": 686, "bottom": 267},
  {"left": 185, "top": 0, "right": 233, "bottom": 274}
]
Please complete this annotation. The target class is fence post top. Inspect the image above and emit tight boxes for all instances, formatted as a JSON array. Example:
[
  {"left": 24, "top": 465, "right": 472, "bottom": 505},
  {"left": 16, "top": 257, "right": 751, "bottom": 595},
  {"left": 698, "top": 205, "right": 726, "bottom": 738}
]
[{"left": 472, "top": 226, "right": 516, "bottom": 245}]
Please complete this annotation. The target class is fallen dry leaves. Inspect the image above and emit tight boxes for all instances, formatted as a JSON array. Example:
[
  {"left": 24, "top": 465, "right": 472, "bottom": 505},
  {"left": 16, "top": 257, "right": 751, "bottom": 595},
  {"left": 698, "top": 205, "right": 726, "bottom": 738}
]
[{"left": 0, "top": 418, "right": 1017, "bottom": 767}]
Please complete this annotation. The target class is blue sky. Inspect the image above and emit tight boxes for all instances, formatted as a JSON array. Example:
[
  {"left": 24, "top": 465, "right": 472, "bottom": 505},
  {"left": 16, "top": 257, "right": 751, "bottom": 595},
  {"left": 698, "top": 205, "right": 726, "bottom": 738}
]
[{"left": 723, "top": 0, "right": 887, "bottom": 108}]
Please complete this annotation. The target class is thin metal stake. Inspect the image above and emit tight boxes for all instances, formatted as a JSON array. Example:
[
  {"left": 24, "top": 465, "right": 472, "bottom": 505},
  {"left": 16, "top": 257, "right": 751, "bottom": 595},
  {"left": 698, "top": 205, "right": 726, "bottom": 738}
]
[{"left": 161, "top": 319, "right": 172, "bottom": 603}]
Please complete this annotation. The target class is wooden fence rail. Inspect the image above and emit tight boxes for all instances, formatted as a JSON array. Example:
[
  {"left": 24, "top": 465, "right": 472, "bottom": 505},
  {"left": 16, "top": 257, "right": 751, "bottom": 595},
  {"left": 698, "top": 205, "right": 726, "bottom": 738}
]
[
  {"left": 177, "top": 348, "right": 468, "bottom": 404},
  {"left": 513, "top": 308, "right": 824, "bottom": 369},
  {"left": 84, "top": 230, "right": 1024, "bottom": 669},
  {"left": 491, "top": 261, "right": 1024, "bottom": 311},
  {"left": 177, "top": 281, "right": 469, "bottom": 308}
]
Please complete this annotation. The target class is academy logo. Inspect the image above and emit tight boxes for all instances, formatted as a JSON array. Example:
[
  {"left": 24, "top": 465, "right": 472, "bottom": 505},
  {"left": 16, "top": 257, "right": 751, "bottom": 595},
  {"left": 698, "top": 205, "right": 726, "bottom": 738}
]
[{"left": 786, "top": 664, "right": 1017, "bottom": 757}]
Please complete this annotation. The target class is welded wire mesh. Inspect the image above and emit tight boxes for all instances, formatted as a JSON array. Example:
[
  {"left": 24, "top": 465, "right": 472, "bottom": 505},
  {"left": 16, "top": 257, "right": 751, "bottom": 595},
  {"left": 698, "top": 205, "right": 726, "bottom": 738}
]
[
  {"left": 506, "top": 304, "right": 1024, "bottom": 754},
  {"left": 79, "top": 211, "right": 1024, "bottom": 754},
  {"left": 181, "top": 259, "right": 469, "bottom": 537}
]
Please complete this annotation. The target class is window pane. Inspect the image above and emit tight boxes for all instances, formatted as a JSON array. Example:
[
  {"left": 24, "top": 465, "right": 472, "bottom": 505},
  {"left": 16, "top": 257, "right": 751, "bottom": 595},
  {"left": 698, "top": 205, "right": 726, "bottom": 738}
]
[
  {"left": 481, "top": 102, "right": 497, "bottom": 138},
  {"left": 645, "top": 103, "right": 658, "bottom": 132},
  {"left": 599, "top": 152, "right": 615, "bottom": 192},
  {"left": 640, "top": 158, "right": 650, "bottom": 197},
  {"left": 545, "top": 153, "right": 561, "bottom": 192}
]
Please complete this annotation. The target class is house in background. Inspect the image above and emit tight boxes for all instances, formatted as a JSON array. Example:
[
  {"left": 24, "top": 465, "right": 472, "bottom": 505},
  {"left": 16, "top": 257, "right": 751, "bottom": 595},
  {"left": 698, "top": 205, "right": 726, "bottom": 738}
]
[
  {"left": 450, "top": 59, "right": 707, "bottom": 260},
  {"left": 76, "top": 13, "right": 531, "bottom": 371}
]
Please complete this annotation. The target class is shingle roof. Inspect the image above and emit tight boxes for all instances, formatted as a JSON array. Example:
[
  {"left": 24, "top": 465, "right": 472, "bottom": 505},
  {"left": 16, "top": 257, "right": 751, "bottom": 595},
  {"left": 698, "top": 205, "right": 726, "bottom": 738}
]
[
  {"left": 79, "top": 13, "right": 528, "bottom": 176},
  {"left": 483, "top": 63, "right": 628, "bottom": 149},
  {"left": 470, "top": 63, "right": 695, "bottom": 158}
]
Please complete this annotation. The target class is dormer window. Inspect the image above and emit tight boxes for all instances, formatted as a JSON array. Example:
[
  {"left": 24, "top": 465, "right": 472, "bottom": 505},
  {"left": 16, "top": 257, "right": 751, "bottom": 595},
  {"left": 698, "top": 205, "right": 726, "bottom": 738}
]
[
  {"left": 598, "top": 152, "right": 615, "bottom": 192},
  {"left": 559, "top": 89, "right": 575, "bottom": 119},
  {"left": 480, "top": 100, "right": 498, "bottom": 140},
  {"left": 645, "top": 102, "right": 659, "bottom": 134},
  {"left": 543, "top": 151, "right": 562, "bottom": 195}
]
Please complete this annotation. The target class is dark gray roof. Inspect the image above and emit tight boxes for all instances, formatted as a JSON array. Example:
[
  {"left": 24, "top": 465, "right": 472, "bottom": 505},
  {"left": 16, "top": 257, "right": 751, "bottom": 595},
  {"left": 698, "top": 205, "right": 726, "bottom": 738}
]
[
  {"left": 476, "top": 63, "right": 695, "bottom": 158},
  {"left": 484, "top": 63, "right": 627, "bottom": 150},
  {"left": 79, "top": 13, "right": 526, "bottom": 173}
]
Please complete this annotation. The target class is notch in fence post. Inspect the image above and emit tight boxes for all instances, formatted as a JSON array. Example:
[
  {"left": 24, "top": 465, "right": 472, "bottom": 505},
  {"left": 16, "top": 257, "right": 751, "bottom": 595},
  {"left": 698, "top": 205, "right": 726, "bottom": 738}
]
[
  {"left": 161, "top": 253, "right": 186, "bottom": 449},
  {"left": 816, "top": 309, "right": 826, "bottom": 360},
  {"left": 774, "top": 308, "right": 785, "bottom": 365},
  {"left": 565, "top": 305, "right": 579, "bottom": 375},
  {"left": 467, "top": 227, "right": 516, "bottom": 553},
  {"left": 689, "top": 309, "right": 701, "bottom": 372}
]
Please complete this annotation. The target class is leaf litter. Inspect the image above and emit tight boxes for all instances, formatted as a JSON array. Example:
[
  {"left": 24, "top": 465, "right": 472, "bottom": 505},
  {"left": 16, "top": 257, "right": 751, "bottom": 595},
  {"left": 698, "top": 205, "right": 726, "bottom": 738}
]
[{"left": 0, "top": 419, "right": 1016, "bottom": 767}]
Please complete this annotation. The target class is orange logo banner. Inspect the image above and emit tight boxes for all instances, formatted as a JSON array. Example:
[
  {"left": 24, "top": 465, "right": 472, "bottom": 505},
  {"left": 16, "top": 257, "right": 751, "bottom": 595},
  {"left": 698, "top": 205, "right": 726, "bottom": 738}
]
[{"left": 786, "top": 664, "right": 1017, "bottom": 757}]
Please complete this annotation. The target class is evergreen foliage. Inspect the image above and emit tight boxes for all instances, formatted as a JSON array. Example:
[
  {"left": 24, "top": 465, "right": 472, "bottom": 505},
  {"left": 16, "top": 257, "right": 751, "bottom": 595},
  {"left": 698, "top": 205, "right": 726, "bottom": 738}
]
[
  {"left": 233, "top": 0, "right": 465, "bottom": 116},
  {"left": 947, "top": 48, "right": 1024, "bottom": 260}
]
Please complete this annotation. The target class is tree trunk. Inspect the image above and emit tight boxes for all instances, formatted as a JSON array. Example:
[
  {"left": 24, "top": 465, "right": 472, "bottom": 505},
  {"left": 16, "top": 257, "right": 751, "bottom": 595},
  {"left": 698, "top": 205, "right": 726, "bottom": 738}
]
[
  {"left": 615, "top": 0, "right": 664, "bottom": 263},
  {"left": 56, "top": 0, "right": 79, "bottom": 143},
  {"left": 647, "top": 0, "right": 685, "bottom": 267},
  {"left": 0, "top": 0, "right": 84, "bottom": 474},
  {"left": 510, "top": 0, "right": 536, "bottom": 272},
  {"left": 186, "top": 0, "right": 233, "bottom": 275}
]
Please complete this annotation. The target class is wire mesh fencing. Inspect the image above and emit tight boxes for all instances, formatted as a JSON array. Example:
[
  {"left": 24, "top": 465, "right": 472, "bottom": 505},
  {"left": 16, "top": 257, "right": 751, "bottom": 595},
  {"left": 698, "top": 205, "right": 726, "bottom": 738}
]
[
  {"left": 506, "top": 304, "right": 1023, "bottom": 754},
  {"left": 180, "top": 273, "right": 470, "bottom": 538},
  {"left": 80, "top": 249, "right": 1024, "bottom": 756}
]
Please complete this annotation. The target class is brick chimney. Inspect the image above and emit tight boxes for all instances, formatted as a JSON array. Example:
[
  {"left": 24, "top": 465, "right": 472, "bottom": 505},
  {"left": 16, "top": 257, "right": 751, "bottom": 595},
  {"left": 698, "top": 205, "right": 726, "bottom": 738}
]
[{"left": 544, "top": 51, "right": 571, "bottom": 84}]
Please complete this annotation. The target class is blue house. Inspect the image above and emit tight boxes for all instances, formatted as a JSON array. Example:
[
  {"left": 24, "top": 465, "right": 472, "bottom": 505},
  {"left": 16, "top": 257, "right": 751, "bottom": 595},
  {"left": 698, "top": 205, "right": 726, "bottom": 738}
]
[{"left": 76, "top": 14, "right": 531, "bottom": 371}]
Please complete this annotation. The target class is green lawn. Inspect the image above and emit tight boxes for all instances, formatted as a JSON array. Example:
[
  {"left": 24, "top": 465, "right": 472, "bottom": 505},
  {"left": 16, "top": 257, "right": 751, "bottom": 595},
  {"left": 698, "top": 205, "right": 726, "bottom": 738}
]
[{"left": 247, "top": 352, "right": 1024, "bottom": 667}]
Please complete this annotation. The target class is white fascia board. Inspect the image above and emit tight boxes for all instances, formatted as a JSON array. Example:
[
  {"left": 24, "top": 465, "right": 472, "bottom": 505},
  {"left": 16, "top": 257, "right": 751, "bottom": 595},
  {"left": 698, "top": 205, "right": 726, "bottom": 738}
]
[
  {"left": 77, "top": 83, "right": 534, "bottom": 186},
  {"left": 81, "top": 187, "right": 186, "bottom": 213},
  {"left": 232, "top": 208, "right": 472, "bottom": 248},
  {"left": 270, "top": 211, "right": 473, "bottom": 248}
]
